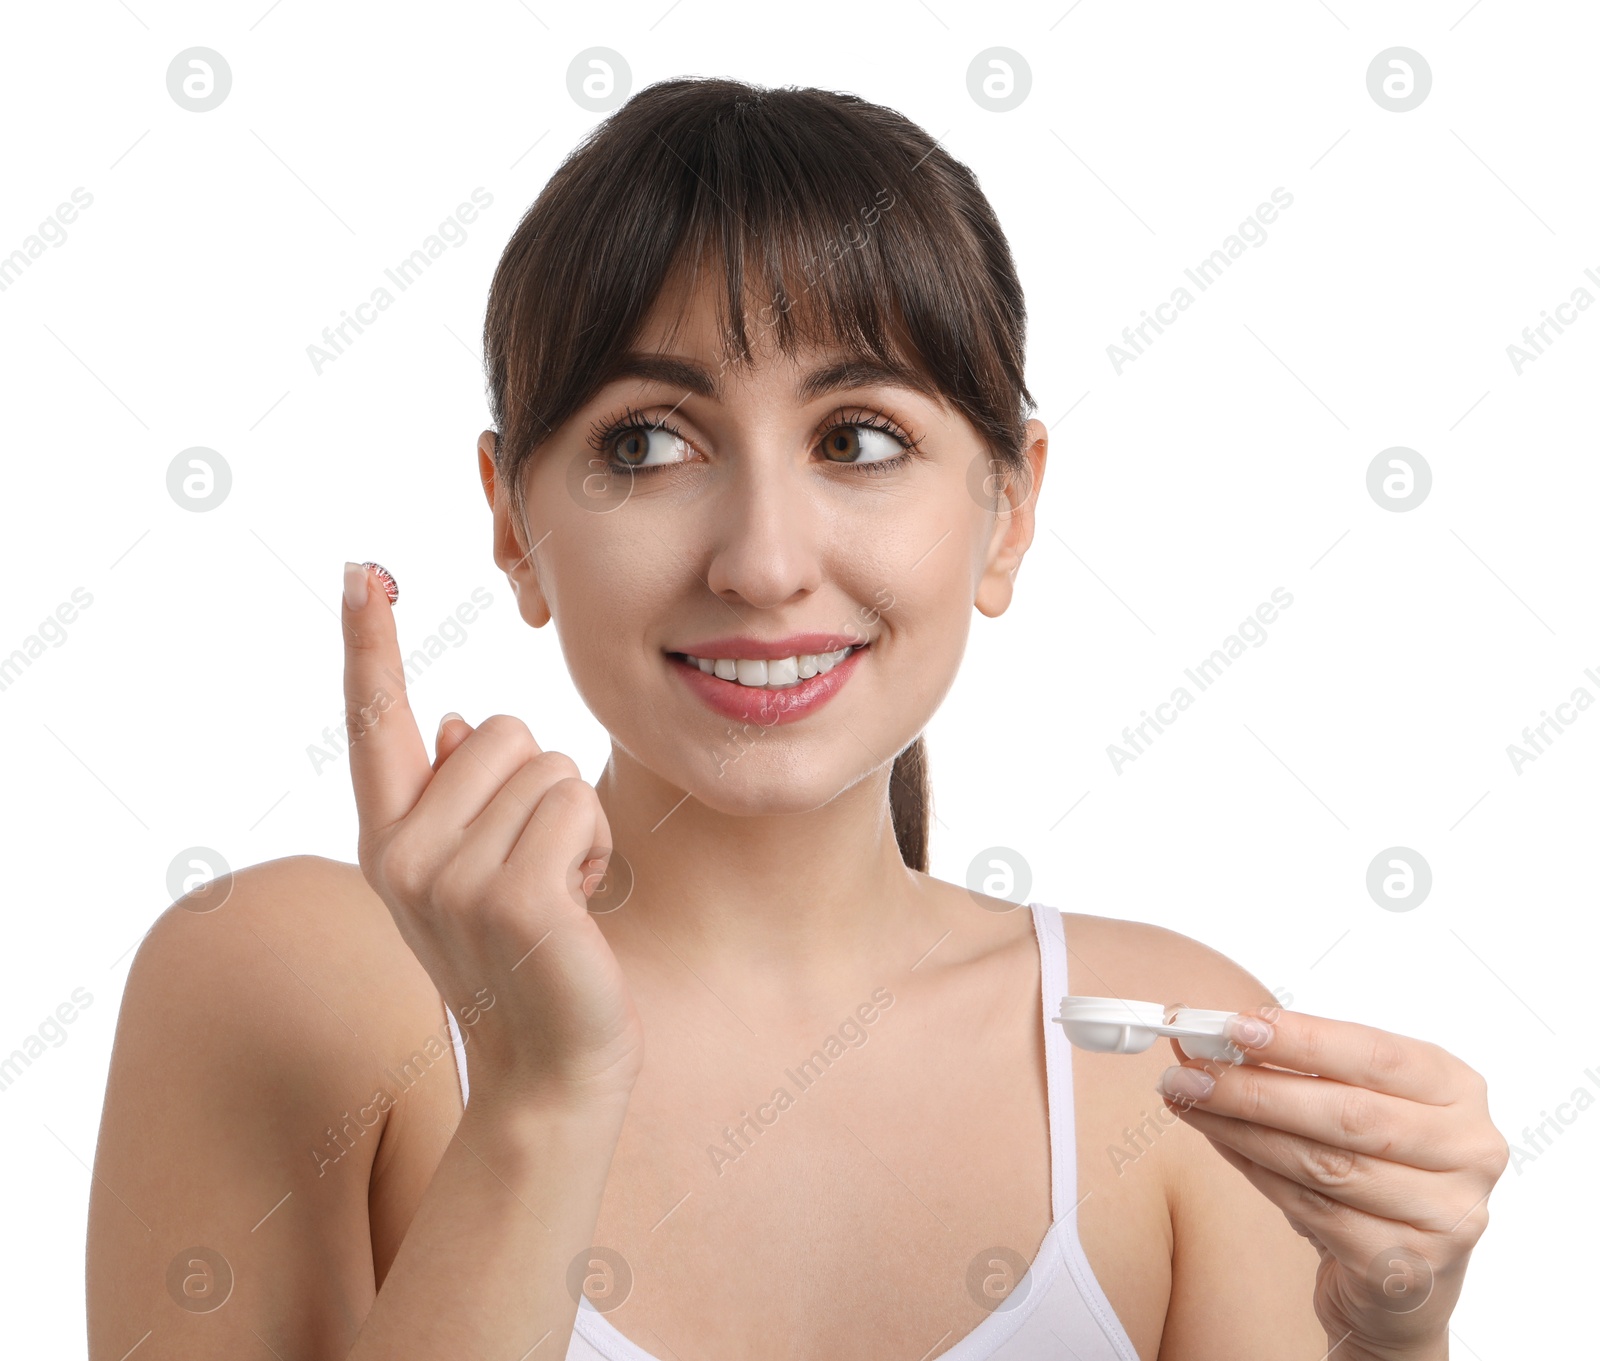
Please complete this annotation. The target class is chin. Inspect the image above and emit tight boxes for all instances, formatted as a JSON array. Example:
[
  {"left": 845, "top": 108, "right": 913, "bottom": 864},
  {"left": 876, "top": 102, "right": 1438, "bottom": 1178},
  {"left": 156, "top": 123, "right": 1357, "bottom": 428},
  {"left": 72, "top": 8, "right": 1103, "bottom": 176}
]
[{"left": 673, "top": 745, "right": 871, "bottom": 818}]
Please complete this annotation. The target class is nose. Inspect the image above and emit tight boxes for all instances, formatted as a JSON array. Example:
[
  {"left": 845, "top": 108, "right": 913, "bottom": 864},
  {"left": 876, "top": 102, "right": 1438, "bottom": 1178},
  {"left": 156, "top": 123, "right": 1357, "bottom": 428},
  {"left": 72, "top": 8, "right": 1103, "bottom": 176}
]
[{"left": 701, "top": 450, "right": 826, "bottom": 610}]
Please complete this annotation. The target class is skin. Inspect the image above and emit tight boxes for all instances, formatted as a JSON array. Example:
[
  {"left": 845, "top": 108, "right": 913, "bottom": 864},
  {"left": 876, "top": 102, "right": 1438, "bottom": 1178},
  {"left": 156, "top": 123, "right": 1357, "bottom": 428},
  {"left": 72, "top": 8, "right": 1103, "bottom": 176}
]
[{"left": 86, "top": 266, "right": 1507, "bottom": 1360}]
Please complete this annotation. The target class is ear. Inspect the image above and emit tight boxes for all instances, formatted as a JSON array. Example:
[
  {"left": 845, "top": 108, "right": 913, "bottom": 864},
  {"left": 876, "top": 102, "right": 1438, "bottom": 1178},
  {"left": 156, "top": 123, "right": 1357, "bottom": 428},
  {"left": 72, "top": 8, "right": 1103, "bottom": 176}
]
[
  {"left": 478, "top": 429, "right": 552, "bottom": 628},
  {"left": 974, "top": 418, "right": 1048, "bottom": 619}
]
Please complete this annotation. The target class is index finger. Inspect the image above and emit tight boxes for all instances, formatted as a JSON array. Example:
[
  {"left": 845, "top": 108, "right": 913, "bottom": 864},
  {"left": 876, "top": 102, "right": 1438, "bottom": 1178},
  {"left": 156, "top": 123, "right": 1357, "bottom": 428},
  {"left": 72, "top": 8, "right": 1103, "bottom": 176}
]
[
  {"left": 342, "top": 560, "right": 431, "bottom": 838},
  {"left": 1210, "top": 1007, "right": 1460, "bottom": 1105}
]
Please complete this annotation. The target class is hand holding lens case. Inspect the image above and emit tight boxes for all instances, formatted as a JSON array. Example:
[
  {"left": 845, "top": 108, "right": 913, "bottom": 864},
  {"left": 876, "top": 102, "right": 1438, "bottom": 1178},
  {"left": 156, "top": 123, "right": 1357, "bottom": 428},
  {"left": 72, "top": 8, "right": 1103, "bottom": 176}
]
[{"left": 1054, "top": 995, "right": 1248, "bottom": 1065}]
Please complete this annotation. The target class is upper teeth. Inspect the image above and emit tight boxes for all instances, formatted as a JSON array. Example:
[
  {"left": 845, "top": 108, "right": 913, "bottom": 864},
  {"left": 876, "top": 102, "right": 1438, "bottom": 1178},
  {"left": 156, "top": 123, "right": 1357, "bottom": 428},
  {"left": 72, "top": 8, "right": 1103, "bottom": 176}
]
[{"left": 684, "top": 647, "right": 856, "bottom": 688}]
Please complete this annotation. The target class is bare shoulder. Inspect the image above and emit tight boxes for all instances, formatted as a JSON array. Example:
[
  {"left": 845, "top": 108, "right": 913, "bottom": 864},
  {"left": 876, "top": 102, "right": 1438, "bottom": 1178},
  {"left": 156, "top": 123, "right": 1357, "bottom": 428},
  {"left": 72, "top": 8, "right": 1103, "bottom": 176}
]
[
  {"left": 131, "top": 851, "right": 461, "bottom": 1179},
  {"left": 89, "top": 855, "right": 458, "bottom": 1355},
  {"left": 1055, "top": 907, "right": 1281, "bottom": 1013},
  {"left": 925, "top": 880, "right": 1277, "bottom": 1009},
  {"left": 123, "top": 852, "right": 444, "bottom": 1064}
]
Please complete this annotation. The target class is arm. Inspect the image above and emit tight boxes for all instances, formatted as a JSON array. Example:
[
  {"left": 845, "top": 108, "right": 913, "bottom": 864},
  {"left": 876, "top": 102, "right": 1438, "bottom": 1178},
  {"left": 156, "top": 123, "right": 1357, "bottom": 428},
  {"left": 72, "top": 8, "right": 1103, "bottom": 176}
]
[
  {"left": 348, "top": 1085, "right": 632, "bottom": 1359},
  {"left": 86, "top": 857, "right": 634, "bottom": 1360},
  {"left": 1154, "top": 948, "right": 1330, "bottom": 1360}
]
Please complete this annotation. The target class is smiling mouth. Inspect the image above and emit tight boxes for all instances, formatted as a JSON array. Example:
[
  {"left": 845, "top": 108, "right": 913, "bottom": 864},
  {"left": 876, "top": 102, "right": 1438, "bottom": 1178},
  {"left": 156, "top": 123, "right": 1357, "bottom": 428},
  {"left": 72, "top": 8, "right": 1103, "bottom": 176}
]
[{"left": 667, "top": 642, "right": 870, "bottom": 690}]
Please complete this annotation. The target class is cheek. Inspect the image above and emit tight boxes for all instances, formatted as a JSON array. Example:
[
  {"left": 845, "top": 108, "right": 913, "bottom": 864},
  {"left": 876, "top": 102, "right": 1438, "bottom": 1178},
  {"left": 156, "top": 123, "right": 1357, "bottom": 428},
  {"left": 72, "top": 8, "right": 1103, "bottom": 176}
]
[
  {"left": 546, "top": 527, "right": 670, "bottom": 728},
  {"left": 887, "top": 577, "right": 972, "bottom": 672},
  {"left": 543, "top": 510, "right": 665, "bottom": 625},
  {"left": 850, "top": 516, "right": 979, "bottom": 629},
  {"left": 854, "top": 543, "right": 972, "bottom": 678}
]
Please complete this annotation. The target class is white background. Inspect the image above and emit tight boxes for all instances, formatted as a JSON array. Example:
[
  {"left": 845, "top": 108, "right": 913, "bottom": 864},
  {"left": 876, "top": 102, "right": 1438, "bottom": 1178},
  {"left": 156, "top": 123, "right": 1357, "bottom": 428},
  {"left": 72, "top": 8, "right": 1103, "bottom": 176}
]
[{"left": 1, "top": 0, "right": 1592, "bottom": 1353}]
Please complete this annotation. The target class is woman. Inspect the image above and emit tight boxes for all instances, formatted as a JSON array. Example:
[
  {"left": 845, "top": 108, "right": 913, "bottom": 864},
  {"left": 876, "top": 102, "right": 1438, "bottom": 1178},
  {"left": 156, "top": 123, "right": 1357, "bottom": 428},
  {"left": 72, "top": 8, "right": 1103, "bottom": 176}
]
[{"left": 87, "top": 77, "right": 1507, "bottom": 1360}]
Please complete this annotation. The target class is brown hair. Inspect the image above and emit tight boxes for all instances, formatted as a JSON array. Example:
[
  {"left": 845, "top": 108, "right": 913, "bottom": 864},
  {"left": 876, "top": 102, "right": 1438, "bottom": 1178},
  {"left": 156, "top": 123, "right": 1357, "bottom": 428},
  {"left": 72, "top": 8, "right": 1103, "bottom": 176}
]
[{"left": 482, "top": 76, "right": 1035, "bottom": 873}]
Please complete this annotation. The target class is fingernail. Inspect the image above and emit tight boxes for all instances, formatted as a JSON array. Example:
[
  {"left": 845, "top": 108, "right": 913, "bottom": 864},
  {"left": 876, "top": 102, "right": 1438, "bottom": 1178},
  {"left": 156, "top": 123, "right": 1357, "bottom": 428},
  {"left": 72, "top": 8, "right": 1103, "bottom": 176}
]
[
  {"left": 363, "top": 560, "right": 399, "bottom": 604},
  {"left": 1225, "top": 1014, "right": 1274, "bottom": 1048},
  {"left": 580, "top": 852, "right": 612, "bottom": 893},
  {"left": 343, "top": 561, "right": 368, "bottom": 610},
  {"left": 437, "top": 711, "right": 464, "bottom": 740},
  {"left": 1158, "top": 1066, "right": 1214, "bottom": 1102}
]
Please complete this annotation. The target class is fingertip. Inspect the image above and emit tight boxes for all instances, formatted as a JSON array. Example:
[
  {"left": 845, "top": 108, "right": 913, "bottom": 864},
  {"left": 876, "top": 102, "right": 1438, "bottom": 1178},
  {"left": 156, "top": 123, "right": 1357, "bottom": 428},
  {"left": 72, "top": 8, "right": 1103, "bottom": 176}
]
[{"left": 343, "top": 561, "right": 369, "bottom": 611}]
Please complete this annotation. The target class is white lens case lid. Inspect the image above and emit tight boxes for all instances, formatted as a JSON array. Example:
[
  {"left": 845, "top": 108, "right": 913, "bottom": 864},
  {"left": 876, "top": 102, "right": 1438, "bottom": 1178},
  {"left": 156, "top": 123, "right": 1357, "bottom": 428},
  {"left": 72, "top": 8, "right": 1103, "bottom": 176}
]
[{"left": 1054, "top": 995, "right": 1248, "bottom": 1065}]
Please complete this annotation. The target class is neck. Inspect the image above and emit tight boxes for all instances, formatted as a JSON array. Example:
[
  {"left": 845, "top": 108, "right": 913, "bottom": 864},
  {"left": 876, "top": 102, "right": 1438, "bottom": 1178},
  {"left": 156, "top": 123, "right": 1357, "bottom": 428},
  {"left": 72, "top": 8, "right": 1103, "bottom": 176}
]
[{"left": 589, "top": 741, "right": 930, "bottom": 1013}]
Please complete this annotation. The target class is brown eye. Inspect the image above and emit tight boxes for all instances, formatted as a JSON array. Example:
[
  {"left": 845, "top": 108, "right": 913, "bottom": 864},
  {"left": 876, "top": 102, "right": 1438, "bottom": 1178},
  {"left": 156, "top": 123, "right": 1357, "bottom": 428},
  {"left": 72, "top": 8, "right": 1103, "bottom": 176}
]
[
  {"left": 610, "top": 425, "right": 690, "bottom": 469},
  {"left": 822, "top": 427, "right": 859, "bottom": 462},
  {"left": 820, "top": 424, "right": 903, "bottom": 466}
]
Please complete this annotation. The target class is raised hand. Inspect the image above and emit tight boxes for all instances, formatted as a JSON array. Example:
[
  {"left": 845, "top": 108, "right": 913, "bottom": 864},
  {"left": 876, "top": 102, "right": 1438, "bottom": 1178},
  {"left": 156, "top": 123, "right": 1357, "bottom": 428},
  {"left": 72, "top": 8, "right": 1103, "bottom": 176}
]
[{"left": 341, "top": 560, "right": 645, "bottom": 1110}]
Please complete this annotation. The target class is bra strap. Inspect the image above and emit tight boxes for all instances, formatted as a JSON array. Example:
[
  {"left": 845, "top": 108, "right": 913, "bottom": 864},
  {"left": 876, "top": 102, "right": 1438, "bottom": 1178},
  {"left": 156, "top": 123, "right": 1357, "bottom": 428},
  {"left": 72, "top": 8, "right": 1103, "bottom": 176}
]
[{"left": 1030, "top": 902, "right": 1073, "bottom": 1223}]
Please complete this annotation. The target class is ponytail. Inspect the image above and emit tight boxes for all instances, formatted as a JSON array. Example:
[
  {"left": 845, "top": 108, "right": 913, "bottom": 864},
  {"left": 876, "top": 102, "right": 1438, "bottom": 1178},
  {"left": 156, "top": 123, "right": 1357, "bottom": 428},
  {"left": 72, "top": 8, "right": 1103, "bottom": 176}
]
[{"left": 889, "top": 734, "right": 931, "bottom": 872}]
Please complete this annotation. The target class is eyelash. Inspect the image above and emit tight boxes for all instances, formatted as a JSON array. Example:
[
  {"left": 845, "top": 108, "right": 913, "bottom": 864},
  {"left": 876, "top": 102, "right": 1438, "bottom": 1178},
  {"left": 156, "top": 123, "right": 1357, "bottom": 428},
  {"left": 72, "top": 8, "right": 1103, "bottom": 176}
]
[{"left": 583, "top": 405, "right": 925, "bottom": 478}]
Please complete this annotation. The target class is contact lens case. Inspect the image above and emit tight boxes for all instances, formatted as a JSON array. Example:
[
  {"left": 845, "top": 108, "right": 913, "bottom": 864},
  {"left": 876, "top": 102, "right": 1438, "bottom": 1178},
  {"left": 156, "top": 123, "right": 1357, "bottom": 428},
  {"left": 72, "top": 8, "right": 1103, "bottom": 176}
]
[{"left": 1054, "top": 996, "right": 1248, "bottom": 1065}]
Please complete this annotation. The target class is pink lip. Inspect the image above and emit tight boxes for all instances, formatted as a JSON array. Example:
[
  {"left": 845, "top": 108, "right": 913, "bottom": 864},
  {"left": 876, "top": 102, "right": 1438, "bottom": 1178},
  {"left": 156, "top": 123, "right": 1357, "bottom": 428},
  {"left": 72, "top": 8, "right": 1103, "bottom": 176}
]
[{"left": 667, "top": 644, "right": 868, "bottom": 726}]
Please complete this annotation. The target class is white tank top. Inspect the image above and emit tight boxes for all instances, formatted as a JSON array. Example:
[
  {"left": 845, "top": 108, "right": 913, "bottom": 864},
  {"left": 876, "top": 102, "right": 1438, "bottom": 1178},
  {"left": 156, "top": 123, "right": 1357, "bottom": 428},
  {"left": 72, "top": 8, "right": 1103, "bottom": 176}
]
[{"left": 443, "top": 901, "right": 1142, "bottom": 1359}]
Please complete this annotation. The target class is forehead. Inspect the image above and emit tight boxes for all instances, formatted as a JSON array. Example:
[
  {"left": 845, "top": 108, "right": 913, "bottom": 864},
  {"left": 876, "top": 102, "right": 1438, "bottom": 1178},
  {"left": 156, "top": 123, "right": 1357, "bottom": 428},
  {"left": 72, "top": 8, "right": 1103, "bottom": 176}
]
[
  {"left": 621, "top": 258, "right": 943, "bottom": 406},
  {"left": 630, "top": 259, "right": 801, "bottom": 363}
]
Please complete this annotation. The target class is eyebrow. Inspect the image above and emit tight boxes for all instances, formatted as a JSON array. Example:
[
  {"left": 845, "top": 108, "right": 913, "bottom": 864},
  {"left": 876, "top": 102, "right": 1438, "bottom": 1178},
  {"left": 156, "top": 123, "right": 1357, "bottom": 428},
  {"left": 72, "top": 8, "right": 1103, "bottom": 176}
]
[{"left": 604, "top": 351, "right": 944, "bottom": 406}]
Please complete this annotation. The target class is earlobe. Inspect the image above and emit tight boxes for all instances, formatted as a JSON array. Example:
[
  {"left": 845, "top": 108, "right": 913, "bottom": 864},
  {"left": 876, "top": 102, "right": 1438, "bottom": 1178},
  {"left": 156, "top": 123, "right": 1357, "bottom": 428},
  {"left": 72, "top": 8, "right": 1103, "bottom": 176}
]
[
  {"left": 973, "top": 427, "right": 1046, "bottom": 619},
  {"left": 974, "top": 516, "right": 1020, "bottom": 616},
  {"left": 501, "top": 532, "right": 554, "bottom": 630},
  {"left": 480, "top": 429, "right": 553, "bottom": 629},
  {"left": 973, "top": 568, "right": 1016, "bottom": 619},
  {"left": 508, "top": 566, "right": 553, "bottom": 629}
]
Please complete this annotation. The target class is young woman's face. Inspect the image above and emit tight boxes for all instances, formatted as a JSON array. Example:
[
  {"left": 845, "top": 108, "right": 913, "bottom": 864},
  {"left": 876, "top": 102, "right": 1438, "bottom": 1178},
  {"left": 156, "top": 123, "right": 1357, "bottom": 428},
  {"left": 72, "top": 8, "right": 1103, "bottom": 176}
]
[{"left": 481, "top": 271, "right": 1046, "bottom": 817}]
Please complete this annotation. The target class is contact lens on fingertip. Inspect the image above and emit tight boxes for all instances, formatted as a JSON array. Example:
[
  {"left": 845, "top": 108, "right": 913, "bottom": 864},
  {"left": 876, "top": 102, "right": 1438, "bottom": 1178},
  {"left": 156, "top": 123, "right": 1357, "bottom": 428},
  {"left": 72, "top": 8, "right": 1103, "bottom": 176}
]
[{"left": 362, "top": 561, "right": 399, "bottom": 604}]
